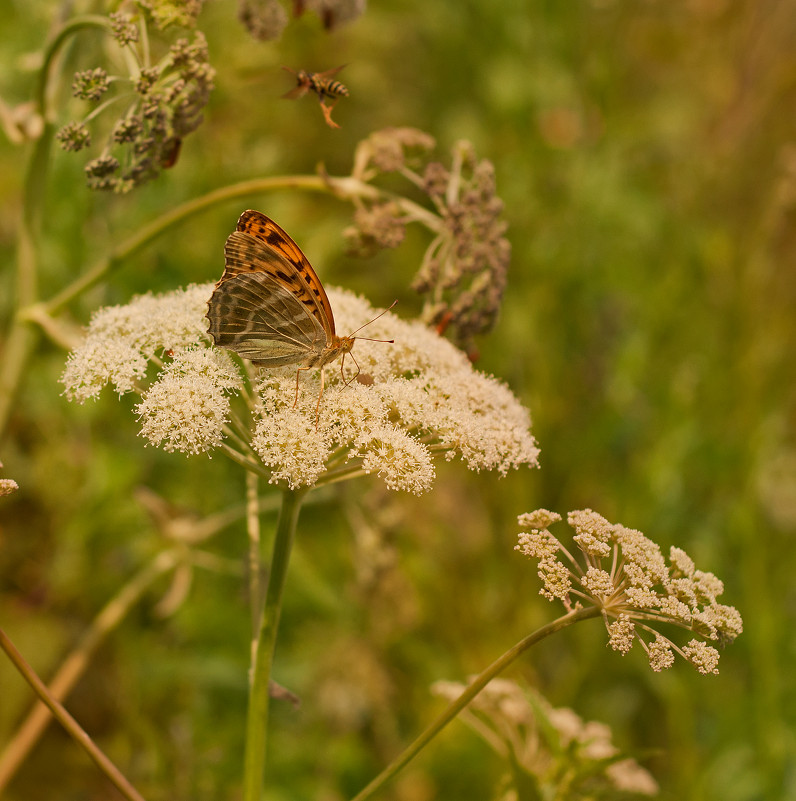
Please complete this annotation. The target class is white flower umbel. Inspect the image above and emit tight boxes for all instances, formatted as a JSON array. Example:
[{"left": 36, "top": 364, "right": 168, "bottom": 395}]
[
  {"left": 61, "top": 283, "right": 539, "bottom": 494},
  {"left": 0, "top": 479, "right": 19, "bottom": 497},
  {"left": 136, "top": 346, "right": 241, "bottom": 454},
  {"left": 431, "top": 678, "right": 659, "bottom": 797},
  {"left": 61, "top": 284, "right": 214, "bottom": 400},
  {"left": 515, "top": 509, "right": 743, "bottom": 674}
]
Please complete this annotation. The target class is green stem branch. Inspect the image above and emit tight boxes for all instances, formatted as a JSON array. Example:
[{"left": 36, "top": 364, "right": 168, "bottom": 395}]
[
  {"left": 0, "top": 14, "right": 109, "bottom": 441},
  {"left": 42, "top": 173, "right": 435, "bottom": 315},
  {"left": 349, "top": 605, "right": 602, "bottom": 801},
  {"left": 243, "top": 486, "right": 307, "bottom": 801}
]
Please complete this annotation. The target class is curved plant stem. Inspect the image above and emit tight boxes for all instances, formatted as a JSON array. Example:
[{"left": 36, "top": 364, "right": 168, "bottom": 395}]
[
  {"left": 0, "top": 122, "right": 51, "bottom": 442},
  {"left": 42, "top": 172, "right": 435, "bottom": 315},
  {"left": 42, "top": 175, "right": 330, "bottom": 314},
  {"left": 0, "top": 627, "right": 147, "bottom": 801},
  {"left": 0, "top": 14, "right": 110, "bottom": 442},
  {"left": 35, "top": 16, "right": 112, "bottom": 115},
  {"left": 349, "top": 605, "right": 602, "bottom": 801},
  {"left": 243, "top": 486, "right": 307, "bottom": 801}
]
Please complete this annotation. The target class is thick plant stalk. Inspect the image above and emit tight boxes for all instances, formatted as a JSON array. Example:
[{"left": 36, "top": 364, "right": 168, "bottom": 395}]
[{"left": 242, "top": 486, "right": 306, "bottom": 801}]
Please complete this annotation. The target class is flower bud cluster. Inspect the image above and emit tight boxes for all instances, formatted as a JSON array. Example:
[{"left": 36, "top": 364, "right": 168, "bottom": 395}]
[{"left": 56, "top": 9, "right": 214, "bottom": 193}]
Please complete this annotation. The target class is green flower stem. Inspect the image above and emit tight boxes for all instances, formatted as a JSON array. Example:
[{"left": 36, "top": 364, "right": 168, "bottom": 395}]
[
  {"left": 36, "top": 16, "right": 112, "bottom": 114},
  {"left": 43, "top": 176, "right": 327, "bottom": 314},
  {"left": 315, "top": 464, "right": 371, "bottom": 488},
  {"left": 0, "top": 119, "right": 53, "bottom": 439},
  {"left": 0, "top": 627, "right": 147, "bottom": 801},
  {"left": 0, "top": 14, "right": 109, "bottom": 440},
  {"left": 220, "top": 443, "right": 272, "bottom": 479},
  {"left": 349, "top": 605, "right": 602, "bottom": 801},
  {"left": 43, "top": 173, "right": 439, "bottom": 315},
  {"left": 243, "top": 486, "right": 307, "bottom": 801}
]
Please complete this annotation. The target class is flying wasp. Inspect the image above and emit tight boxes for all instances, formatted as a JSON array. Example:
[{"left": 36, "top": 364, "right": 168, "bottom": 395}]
[{"left": 282, "top": 65, "right": 349, "bottom": 129}]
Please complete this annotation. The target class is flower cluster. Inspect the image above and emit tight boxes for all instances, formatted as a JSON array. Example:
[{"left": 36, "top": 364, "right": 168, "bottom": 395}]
[
  {"left": 61, "top": 284, "right": 215, "bottom": 400},
  {"left": 0, "top": 480, "right": 18, "bottom": 497},
  {"left": 72, "top": 68, "right": 110, "bottom": 101},
  {"left": 55, "top": 121, "right": 91, "bottom": 152},
  {"left": 238, "top": 0, "right": 288, "bottom": 41},
  {"left": 351, "top": 127, "right": 437, "bottom": 176},
  {"left": 0, "top": 460, "right": 19, "bottom": 498},
  {"left": 344, "top": 202, "right": 407, "bottom": 255},
  {"left": 345, "top": 130, "right": 511, "bottom": 355},
  {"left": 515, "top": 509, "right": 743, "bottom": 674},
  {"left": 239, "top": 0, "right": 365, "bottom": 38},
  {"left": 138, "top": 0, "right": 206, "bottom": 30},
  {"left": 413, "top": 144, "right": 510, "bottom": 351},
  {"left": 109, "top": 11, "right": 139, "bottom": 45},
  {"left": 432, "top": 678, "right": 658, "bottom": 798},
  {"left": 61, "top": 284, "right": 539, "bottom": 495},
  {"left": 56, "top": 9, "right": 214, "bottom": 193}
]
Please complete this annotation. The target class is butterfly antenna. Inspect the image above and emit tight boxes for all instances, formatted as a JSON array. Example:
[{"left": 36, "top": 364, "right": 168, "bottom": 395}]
[
  {"left": 338, "top": 301, "right": 398, "bottom": 393},
  {"left": 349, "top": 299, "right": 398, "bottom": 341}
]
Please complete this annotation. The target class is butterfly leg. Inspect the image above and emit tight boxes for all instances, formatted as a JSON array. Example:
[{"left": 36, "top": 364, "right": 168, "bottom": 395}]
[
  {"left": 340, "top": 351, "right": 361, "bottom": 389},
  {"left": 294, "top": 365, "right": 325, "bottom": 429},
  {"left": 313, "top": 368, "right": 326, "bottom": 429}
]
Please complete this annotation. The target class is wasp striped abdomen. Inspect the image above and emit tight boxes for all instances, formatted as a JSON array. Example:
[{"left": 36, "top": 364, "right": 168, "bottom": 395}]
[{"left": 308, "top": 73, "right": 349, "bottom": 100}]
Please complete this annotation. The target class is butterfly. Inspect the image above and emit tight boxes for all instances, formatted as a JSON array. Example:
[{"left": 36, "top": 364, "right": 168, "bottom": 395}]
[{"left": 207, "top": 210, "right": 392, "bottom": 421}]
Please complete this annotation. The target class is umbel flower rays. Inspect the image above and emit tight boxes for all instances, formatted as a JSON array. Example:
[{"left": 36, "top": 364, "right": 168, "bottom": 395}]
[
  {"left": 515, "top": 509, "right": 744, "bottom": 674},
  {"left": 61, "top": 284, "right": 539, "bottom": 495}
]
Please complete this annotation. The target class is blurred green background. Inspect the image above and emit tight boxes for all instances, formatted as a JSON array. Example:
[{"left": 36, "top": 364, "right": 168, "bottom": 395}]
[{"left": 1, "top": 0, "right": 795, "bottom": 799}]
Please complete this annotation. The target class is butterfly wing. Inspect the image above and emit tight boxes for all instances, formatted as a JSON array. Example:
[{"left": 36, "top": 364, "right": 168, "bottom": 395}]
[
  {"left": 207, "top": 230, "right": 328, "bottom": 366},
  {"left": 235, "top": 210, "right": 336, "bottom": 339}
]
